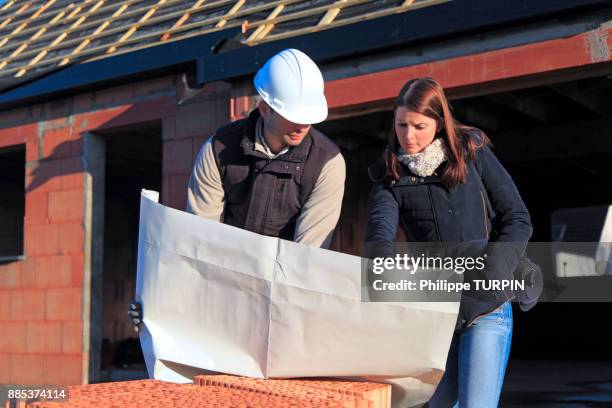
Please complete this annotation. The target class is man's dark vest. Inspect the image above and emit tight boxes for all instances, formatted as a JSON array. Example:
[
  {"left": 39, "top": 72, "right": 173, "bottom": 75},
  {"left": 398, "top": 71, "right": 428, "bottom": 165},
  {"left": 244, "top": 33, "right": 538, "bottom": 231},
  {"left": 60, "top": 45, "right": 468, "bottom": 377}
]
[{"left": 212, "top": 110, "right": 340, "bottom": 240}]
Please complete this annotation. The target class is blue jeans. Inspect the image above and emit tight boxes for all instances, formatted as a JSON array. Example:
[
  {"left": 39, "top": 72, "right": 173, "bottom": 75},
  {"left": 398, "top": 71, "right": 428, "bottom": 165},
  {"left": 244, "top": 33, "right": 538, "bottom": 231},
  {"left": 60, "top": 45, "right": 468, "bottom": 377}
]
[{"left": 428, "top": 301, "right": 513, "bottom": 408}]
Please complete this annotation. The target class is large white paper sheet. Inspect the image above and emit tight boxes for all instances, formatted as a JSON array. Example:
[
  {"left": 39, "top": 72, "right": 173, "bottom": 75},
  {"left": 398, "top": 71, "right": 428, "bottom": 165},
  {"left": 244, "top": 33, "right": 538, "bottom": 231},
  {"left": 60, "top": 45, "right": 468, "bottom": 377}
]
[{"left": 135, "top": 190, "right": 459, "bottom": 407}]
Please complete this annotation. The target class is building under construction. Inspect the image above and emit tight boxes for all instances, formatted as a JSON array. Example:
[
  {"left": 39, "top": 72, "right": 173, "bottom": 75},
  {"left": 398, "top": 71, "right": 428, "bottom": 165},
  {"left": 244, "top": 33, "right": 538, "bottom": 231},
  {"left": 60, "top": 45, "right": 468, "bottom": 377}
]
[{"left": 1, "top": 0, "right": 611, "bottom": 404}]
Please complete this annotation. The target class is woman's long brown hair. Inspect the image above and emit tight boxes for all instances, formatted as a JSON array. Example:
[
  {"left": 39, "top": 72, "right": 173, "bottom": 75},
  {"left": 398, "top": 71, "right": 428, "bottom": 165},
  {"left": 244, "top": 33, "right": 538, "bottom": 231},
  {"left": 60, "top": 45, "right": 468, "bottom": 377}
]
[{"left": 380, "top": 77, "right": 490, "bottom": 188}]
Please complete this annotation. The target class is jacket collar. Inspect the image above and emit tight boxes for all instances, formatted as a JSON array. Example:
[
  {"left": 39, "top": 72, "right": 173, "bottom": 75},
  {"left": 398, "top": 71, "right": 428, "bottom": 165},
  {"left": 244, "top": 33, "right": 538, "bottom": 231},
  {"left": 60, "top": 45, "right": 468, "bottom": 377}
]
[{"left": 240, "top": 109, "right": 312, "bottom": 163}]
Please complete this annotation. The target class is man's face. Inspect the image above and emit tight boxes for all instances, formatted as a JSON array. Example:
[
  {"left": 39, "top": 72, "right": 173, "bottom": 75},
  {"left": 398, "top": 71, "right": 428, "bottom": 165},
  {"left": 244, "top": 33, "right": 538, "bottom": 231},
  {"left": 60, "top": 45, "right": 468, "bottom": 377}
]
[{"left": 259, "top": 102, "right": 311, "bottom": 147}]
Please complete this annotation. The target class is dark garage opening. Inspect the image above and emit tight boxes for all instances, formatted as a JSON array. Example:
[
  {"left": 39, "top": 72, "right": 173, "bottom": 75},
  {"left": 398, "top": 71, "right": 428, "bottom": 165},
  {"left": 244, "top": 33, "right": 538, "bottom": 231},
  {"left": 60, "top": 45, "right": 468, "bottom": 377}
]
[{"left": 99, "top": 122, "right": 162, "bottom": 381}]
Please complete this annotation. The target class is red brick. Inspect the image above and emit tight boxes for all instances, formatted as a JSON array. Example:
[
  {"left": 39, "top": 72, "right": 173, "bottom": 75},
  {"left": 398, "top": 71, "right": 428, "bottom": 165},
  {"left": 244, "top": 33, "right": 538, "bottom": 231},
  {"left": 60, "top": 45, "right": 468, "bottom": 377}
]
[
  {"left": 24, "top": 190, "right": 49, "bottom": 225},
  {"left": 215, "top": 98, "right": 231, "bottom": 126},
  {"left": 57, "top": 222, "right": 84, "bottom": 255},
  {"left": 0, "top": 321, "right": 26, "bottom": 352},
  {"left": 0, "top": 123, "right": 37, "bottom": 147},
  {"left": 94, "top": 85, "right": 134, "bottom": 106},
  {"left": 26, "top": 320, "right": 62, "bottom": 353},
  {"left": 173, "top": 101, "right": 217, "bottom": 139},
  {"left": 162, "top": 115, "right": 175, "bottom": 141},
  {"left": 10, "top": 353, "right": 45, "bottom": 385},
  {"left": 192, "top": 135, "right": 210, "bottom": 162},
  {"left": 133, "top": 76, "right": 174, "bottom": 97},
  {"left": 168, "top": 174, "right": 189, "bottom": 210},
  {"left": 0, "top": 353, "right": 8, "bottom": 383},
  {"left": 161, "top": 175, "right": 171, "bottom": 206},
  {"left": 10, "top": 289, "right": 46, "bottom": 320},
  {"left": 0, "top": 262, "right": 19, "bottom": 288},
  {"left": 44, "top": 98, "right": 72, "bottom": 121},
  {"left": 48, "top": 189, "right": 84, "bottom": 222},
  {"left": 42, "top": 127, "right": 73, "bottom": 158},
  {"left": 26, "top": 140, "right": 40, "bottom": 161},
  {"left": 73, "top": 93, "right": 93, "bottom": 112},
  {"left": 62, "top": 353, "right": 83, "bottom": 385},
  {"left": 35, "top": 256, "right": 73, "bottom": 288},
  {"left": 62, "top": 321, "right": 82, "bottom": 353},
  {"left": 42, "top": 131, "right": 82, "bottom": 159},
  {"left": 31, "top": 103, "right": 44, "bottom": 121},
  {"left": 44, "top": 354, "right": 82, "bottom": 385},
  {"left": 60, "top": 157, "right": 84, "bottom": 190},
  {"left": 70, "top": 254, "right": 84, "bottom": 287},
  {"left": 46, "top": 287, "right": 81, "bottom": 320},
  {"left": 42, "top": 354, "right": 63, "bottom": 385},
  {"left": 26, "top": 159, "right": 62, "bottom": 193},
  {"left": 19, "top": 259, "right": 37, "bottom": 287},
  {"left": 43, "top": 117, "right": 71, "bottom": 132},
  {"left": 0, "top": 106, "right": 30, "bottom": 124},
  {"left": 0, "top": 290, "right": 10, "bottom": 320},
  {"left": 72, "top": 98, "right": 173, "bottom": 133},
  {"left": 24, "top": 224, "right": 59, "bottom": 256},
  {"left": 162, "top": 139, "right": 193, "bottom": 175}
]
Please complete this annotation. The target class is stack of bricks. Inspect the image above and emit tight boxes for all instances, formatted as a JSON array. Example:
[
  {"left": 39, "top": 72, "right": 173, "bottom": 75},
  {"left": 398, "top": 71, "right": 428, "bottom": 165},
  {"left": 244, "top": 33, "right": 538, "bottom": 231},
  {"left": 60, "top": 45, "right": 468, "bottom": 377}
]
[{"left": 14, "top": 375, "right": 391, "bottom": 407}]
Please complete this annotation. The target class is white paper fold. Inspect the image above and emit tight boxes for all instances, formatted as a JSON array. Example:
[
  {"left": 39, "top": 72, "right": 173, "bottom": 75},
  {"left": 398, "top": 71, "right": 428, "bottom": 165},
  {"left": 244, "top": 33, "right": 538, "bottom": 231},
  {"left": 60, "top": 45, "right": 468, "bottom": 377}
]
[{"left": 136, "top": 190, "right": 459, "bottom": 407}]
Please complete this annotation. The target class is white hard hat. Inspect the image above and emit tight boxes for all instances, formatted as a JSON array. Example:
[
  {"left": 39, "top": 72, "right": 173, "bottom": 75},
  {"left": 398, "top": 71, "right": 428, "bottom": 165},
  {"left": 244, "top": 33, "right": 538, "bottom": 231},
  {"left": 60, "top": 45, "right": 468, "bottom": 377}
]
[{"left": 254, "top": 48, "right": 328, "bottom": 125}]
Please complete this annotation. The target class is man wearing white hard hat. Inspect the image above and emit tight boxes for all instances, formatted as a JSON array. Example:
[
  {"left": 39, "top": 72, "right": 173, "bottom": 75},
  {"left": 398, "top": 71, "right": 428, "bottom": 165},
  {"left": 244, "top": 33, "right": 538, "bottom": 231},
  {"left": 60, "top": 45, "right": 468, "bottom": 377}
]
[
  {"left": 129, "top": 49, "right": 345, "bottom": 331},
  {"left": 185, "top": 48, "right": 345, "bottom": 248}
]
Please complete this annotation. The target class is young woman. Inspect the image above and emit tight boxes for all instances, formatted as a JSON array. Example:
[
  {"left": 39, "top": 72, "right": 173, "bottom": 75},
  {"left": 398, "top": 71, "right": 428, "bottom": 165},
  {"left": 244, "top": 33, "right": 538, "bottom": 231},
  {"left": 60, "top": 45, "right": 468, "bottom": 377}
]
[{"left": 364, "top": 77, "right": 533, "bottom": 407}]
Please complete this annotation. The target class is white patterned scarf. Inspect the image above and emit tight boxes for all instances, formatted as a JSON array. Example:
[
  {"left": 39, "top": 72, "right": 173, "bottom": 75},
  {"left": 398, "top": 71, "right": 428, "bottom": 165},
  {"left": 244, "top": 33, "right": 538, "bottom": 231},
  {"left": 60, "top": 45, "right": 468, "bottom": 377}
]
[{"left": 397, "top": 137, "right": 448, "bottom": 177}]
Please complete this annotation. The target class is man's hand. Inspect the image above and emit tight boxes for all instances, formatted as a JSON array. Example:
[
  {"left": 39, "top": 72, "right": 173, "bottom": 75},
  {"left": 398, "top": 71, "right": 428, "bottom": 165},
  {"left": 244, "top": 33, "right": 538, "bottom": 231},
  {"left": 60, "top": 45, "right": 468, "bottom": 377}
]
[{"left": 127, "top": 301, "right": 143, "bottom": 333}]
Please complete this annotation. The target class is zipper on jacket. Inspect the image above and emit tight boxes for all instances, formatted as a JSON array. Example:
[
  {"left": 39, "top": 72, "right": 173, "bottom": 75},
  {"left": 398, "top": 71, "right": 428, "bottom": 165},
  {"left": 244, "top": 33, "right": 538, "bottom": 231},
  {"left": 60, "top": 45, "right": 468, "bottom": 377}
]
[
  {"left": 426, "top": 184, "right": 442, "bottom": 242},
  {"left": 480, "top": 190, "right": 489, "bottom": 238}
]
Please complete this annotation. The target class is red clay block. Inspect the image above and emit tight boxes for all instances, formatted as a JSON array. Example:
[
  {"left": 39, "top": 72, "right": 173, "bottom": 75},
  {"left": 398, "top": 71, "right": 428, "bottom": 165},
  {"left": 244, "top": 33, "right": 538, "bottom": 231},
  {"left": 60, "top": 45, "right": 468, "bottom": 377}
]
[
  {"left": 25, "top": 191, "right": 49, "bottom": 226},
  {"left": 162, "top": 138, "right": 193, "bottom": 175},
  {"left": 70, "top": 254, "right": 84, "bottom": 287},
  {"left": 0, "top": 263, "right": 19, "bottom": 288},
  {"left": 0, "top": 353, "right": 9, "bottom": 383},
  {"left": 24, "top": 224, "right": 59, "bottom": 256},
  {"left": 10, "top": 353, "right": 45, "bottom": 385},
  {"left": 10, "top": 289, "right": 46, "bottom": 320},
  {"left": 166, "top": 174, "right": 189, "bottom": 210},
  {"left": 43, "top": 354, "right": 82, "bottom": 386},
  {"left": 0, "top": 321, "right": 26, "bottom": 352},
  {"left": 133, "top": 77, "right": 174, "bottom": 97},
  {"left": 61, "top": 321, "right": 82, "bottom": 354},
  {"left": 35, "top": 256, "right": 73, "bottom": 288},
  {"left": 45, "top": 288, "right": 81, "bottom": 320},
  {"left": 26, "top": 140, "right": 39, "bottom": 162},
  {"left": 48, "top": 190, "right": 83, "bottom": 223},
  {"left": 26, "top": 321, "right": 62, "bottom": 353},
  {"left": 172, "top": 101, "right": 218, "bottom": 139},
  {"left": 41, "top": 128, "right": 74, "bottom": 159},
  {"left": 56, "top": 223, "right": 84, "bottom": 255},
  {"left": 22, "top": 376, "right": 391, "bottom": 408},
  {"left": 0, "top": 291, "right": 10, "bottom": 320},
  {"left": 93, "top": 85, "right": 134, "bottom": 107}
]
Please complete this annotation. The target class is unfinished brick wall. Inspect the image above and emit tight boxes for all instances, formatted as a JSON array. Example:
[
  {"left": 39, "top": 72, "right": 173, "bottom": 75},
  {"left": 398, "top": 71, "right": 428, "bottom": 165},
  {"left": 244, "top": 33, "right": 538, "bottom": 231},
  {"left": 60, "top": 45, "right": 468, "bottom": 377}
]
[
  {"left": 0, "top": 75, "right": 233, "bottom": 386},
  {"left": 161, "top": 80, "right": 232, "bottom": 210}
]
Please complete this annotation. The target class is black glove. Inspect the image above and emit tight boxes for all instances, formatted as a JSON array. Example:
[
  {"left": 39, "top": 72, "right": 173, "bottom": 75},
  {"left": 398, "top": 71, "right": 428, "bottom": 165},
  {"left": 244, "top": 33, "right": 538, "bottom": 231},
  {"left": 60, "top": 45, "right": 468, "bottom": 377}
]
[{"left": 127, "top": 300, "right": 143, "bottom": 333}]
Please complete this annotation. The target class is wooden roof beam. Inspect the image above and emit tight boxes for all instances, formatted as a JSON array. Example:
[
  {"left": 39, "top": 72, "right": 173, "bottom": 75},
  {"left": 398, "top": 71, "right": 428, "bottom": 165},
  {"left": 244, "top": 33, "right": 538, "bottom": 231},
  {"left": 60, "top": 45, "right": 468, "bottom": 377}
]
[
  {"left": 15, "top": 0, "right": 106, "bottom": 77},
  {"left": 215, "top": 0, "right": 246, "bottom": 28},
  {"left": 160, "top": 0, "right": 207, "bottom": 42},
  {"left": 318, "top": 0, "right": 347, "bottom": 26},
  {"left": 0, "top": 5, "right": 71, "bottom": 70},
  {"left": 60, "top": 3, "right": 131, "bottom": 66},
  {"left": 107, "top": 0, "right": 168, "bottom": 54},
  {"left": 246, "top": 4, "right": 285, "bottom": 42}
]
